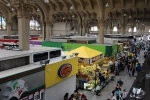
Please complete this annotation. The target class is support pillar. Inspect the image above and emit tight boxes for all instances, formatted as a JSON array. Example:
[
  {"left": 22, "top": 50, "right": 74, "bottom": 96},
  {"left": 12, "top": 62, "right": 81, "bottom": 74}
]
[
  {"left": 7, "top": 22, "right": 11, "bottom": 36},
  {"left": 110, "top": 28, "right": 113, "bottom": 34},
  {"left": 45, "top": 20, "right": 53, "bottom": 40},
  {"left": 131, "top": 26, "right": 134, "bottom": 35},
  {"left": 17, "top": 6, "right": 30, "bottom": 50},
  {"left": 82, "top": 19, "right": 88, "bottom": 36},
  {"left": 121, "top": 24, "right": 125, "bottom": 36},
  {"left": 18, "top": 17, "right": 30, "bottom": 50},
  {"left": 98, "top": 17, "right": 105, "bottom": 44},
  {"left": 121, "top": 16, "right": 125, "bottom": 36},
  {"left": 82, "top": 24, "right": 86, "bottom": 36},
  {"left": 41, "top": 22, "right": 45, "bottom": 40},
  {"left": 11, "top": 0, "right": 35, "bottom": 50}
]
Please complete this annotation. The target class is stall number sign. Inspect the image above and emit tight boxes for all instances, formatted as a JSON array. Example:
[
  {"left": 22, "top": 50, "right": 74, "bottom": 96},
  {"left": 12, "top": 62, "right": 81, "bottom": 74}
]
[
  {"left": 78, "top": 58, "right": 89, "bottom": 64},
  {"left": 58, "top": 64, "right": 72, "bottom": 78},
  {"left": 92, "top": 55, "right": 102, "bottom": 63}
]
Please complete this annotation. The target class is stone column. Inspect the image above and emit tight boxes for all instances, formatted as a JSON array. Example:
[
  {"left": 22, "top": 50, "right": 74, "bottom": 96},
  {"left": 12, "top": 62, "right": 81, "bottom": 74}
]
[
  {"left": 45, "top": 20, "right": 53, "bottom": 40},
  {"left": 131, "top": 26, "right": 134, "bottom": 35},
  {"left": 17, "top": 6, "right": 30, "bottom": 50},
  {"left": 7, "top": 22, "right": 11, "bottom": 36},
  {"left": 121, "top": 16, "right": 125, "bottom": 36},
  {"left": 82, "top": 24, "right": 85, "bottom": 36},
  {"left": 98, "top": 17, "right": 105, "bottom": 44},
  {"left": 121, "top": 24, "right": 125, "bottom": 36},
  {"left": 82, "top": 19, "right": 88, "bottom": 36},
  {"left": 41, "top": 22, "right": 45, "bottom": 40}
]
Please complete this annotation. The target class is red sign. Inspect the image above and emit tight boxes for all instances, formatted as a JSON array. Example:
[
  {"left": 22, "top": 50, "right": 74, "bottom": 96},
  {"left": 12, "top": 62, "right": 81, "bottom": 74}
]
[{"left": 58, "top": 64, "right": 72, "bottom": 78}]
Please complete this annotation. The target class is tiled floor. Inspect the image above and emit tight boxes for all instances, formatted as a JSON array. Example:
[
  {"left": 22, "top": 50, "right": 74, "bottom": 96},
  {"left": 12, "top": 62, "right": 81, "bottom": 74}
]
[{"left": 79, "top": 50, "right": 145, "bottom": 100}]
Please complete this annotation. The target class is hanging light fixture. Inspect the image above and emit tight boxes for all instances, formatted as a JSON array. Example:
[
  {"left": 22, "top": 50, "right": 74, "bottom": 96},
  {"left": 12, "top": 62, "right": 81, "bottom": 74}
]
[
  {"left": 70, "top": 5, "right": 74, "bottom": 9},
  {"left": 37, "top": 8, "right": 40, "bottom": 12},
  {"left": 124, "top": 14, "right": 127, "bottom": 16},
  {"left": 6, "top": 3, "right": 11, "bottom": 6},
  {"left": 105, "top": 3, "right": 109, "bottom": 7}
]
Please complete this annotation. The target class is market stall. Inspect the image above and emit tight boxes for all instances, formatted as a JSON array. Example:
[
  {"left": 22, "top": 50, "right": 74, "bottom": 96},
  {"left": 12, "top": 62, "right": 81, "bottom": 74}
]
[
  {"left": 66, "top": 46, "right": 103, "bottom": 65},
  {"left": 66, "top": 46, "right": 105, "bottom": 90}
]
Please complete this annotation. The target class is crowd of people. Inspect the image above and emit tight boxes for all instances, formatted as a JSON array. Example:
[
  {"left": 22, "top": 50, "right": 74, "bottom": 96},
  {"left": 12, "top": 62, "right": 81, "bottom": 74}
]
[
  {"left": 63, "top": 39, "right": 149, "bottom": 100},
  {"left": 64, "top": 89, "right": 88, "bottom": 100},
  {"left": 107, "top": 79, "right": 128, "bottom": 100}
]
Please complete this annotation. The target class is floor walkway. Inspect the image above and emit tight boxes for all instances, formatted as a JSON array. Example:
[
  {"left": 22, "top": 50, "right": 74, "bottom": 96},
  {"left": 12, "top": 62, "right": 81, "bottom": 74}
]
[{"left": 80, "top": 50, "right": 145, "bottom": 100}]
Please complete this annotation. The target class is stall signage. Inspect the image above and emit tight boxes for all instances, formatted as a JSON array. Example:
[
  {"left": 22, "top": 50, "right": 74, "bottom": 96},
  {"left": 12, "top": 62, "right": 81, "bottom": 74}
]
[
  {"left": 58, "top": 64, "right": 72, "bottom": 78},
  {"left": 78, "top": 58, "right": 89, "bottom": 64},
  {"left": 92, "top": 55, "right": 102, "bottom": 63}
]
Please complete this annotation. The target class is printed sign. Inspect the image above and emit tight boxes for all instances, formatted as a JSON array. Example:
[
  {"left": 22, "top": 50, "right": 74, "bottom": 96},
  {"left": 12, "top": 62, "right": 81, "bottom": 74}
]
[
  {"left": 92, "top": 55, "right": 103, "bottom": 63},
  {"left": 78, "top": 58, "right": 90, "bottom": 64},
  {"left": 58, "top": 64, "right": 72, "bottom": 78}
]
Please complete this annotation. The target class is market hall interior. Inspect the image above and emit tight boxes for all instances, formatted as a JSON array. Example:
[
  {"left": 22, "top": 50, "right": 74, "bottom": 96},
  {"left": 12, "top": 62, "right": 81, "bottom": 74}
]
[{"left": 0, "top": 0, "right": 150, "bottom": 100}]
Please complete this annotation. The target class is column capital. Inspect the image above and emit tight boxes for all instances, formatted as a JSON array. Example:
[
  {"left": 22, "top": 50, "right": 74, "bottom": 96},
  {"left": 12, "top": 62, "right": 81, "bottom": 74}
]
[
  {"left": 97, "top": 17, "right": 105, "bottom": 26},
  {"left": 45, "top": 19, "right": 53, "bottom": 26},
  {"left": 6, "top": 21, "right": 11, "bottom": 26},
  {"left": 11, "top": 1, "right": 35, "bottom": 18}
]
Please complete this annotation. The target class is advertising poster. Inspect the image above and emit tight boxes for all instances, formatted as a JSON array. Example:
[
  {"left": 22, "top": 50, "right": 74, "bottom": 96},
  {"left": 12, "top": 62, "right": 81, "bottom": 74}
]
[{"left": 0, "top": 71, "right": 44, "bottom": 100}]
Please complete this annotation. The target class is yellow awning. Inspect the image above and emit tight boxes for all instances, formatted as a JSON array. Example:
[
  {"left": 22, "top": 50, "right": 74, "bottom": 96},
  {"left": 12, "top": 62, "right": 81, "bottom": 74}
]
[{"left": 67, "top": 46, "right": 103, "bottom": 58}]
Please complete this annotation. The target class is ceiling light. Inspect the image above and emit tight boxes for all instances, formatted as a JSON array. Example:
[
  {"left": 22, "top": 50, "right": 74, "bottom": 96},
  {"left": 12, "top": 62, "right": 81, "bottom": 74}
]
[
  {"left": 44, "top": 0, "right": 49, "bottom": 3},
  {"left": 124, "top": 14, "right": 127, "bottom": 16},
  {"left": 129, "top": 16, "right": 131, "bottom": 18},
  {"left": 11, "top": 8, "right": 14, "bottom": 11},
  {"left": 105, "top": 3, "right": 109, "bottom": 7},
  {"left": 6, "top": 3, "right": 10, "bottom": 6},
  {"left": 63, "top": 17, "right": 65, "bottom": 19},
  {"left": 72, "top": 15, "right": 74, "bottom": 18},
  {"left": 37, "top": 8, "right": 40, "bottom": 12},
  {"left": 70, "top": 5, "right": 74, "bottom": 9}
]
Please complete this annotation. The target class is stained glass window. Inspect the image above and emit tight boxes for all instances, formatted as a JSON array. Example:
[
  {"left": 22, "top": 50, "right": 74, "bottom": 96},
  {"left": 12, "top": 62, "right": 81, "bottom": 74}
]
[
  {"left": 0, "top": 16, "right": 6, "bottom": 30},
  {"left": 30, "top": 20, "right": 41, "bottom": 30}
]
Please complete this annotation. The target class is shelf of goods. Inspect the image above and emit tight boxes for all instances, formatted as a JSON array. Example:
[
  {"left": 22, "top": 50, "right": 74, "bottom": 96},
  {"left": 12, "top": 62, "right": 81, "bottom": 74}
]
[{"left": 77, "top": 64, "right": 110, "bottom": 90}]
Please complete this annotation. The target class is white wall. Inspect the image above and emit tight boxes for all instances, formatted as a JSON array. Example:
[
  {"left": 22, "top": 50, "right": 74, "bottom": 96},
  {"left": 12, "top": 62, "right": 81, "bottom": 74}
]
[
  {"left": 30, "top": 30, "right": 42, "bottom": 35},
  {"left": 53, "top": 23, "right": 74, "bottom": 35},
  {"left": 45, "top": 75, "right": 76, "bottom": 100},
  {"left": 0, "top": 30, "right": 7, "bottom": 35}
]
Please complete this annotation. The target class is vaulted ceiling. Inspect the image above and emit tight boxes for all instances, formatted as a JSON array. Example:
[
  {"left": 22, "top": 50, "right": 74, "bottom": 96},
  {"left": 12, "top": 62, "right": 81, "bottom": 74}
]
[{"left": 0, "top": 0, "right": 150, "bottom": 26}]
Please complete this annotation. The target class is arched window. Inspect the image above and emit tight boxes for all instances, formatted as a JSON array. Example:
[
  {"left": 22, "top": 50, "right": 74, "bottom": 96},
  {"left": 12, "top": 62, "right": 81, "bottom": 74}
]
[
  {"left": 0, "top": 16, "right": 6, "bottom": 30},
  {"left": 148, "top": 29, "right": 150, "bottom": 32},
  {"left": 133, "top": 27, "right": 137, "bottom": 32},
  {"left": 128, "top": 28, "right": 132, "bottom": 32},
  {"left": 91, "top": 26, "right": 98, "bottom": 31},
  {"left": 30, "top": 20, "right": 41, "bottom": 30},
  {"left": 113, "top": 26, "right": 117, "bottom": 32}
]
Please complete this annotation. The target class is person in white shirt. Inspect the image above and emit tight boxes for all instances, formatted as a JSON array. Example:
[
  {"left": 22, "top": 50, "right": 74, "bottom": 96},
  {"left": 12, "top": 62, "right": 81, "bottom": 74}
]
[
  {"left": 115, "top": 60, "right": 118, "bottom": 71},
  {"left": 122, "top": 89, "right": 128, "bottom": 100}
]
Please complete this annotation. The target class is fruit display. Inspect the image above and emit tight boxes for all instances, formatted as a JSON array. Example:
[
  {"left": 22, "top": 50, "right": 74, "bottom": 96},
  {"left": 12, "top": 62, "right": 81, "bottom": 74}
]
[
  {"left": 98, "top": 56, "right": 115, "bottom": 66},
  {"left": 77, "top": 64, "right": 111, "bottom": 90},
  {"left": 128, "top": 52, "right": 135, "bottom": 57}
]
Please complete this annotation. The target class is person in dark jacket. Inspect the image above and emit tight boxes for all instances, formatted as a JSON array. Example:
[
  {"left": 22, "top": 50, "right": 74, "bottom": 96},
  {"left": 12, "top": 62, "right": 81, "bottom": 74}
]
[
  {"left": 137, "top": 63, "right": 142, "bottom": 72},
  {"left": 64, "top": 93, "right": 69, "bottom": 100}
]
